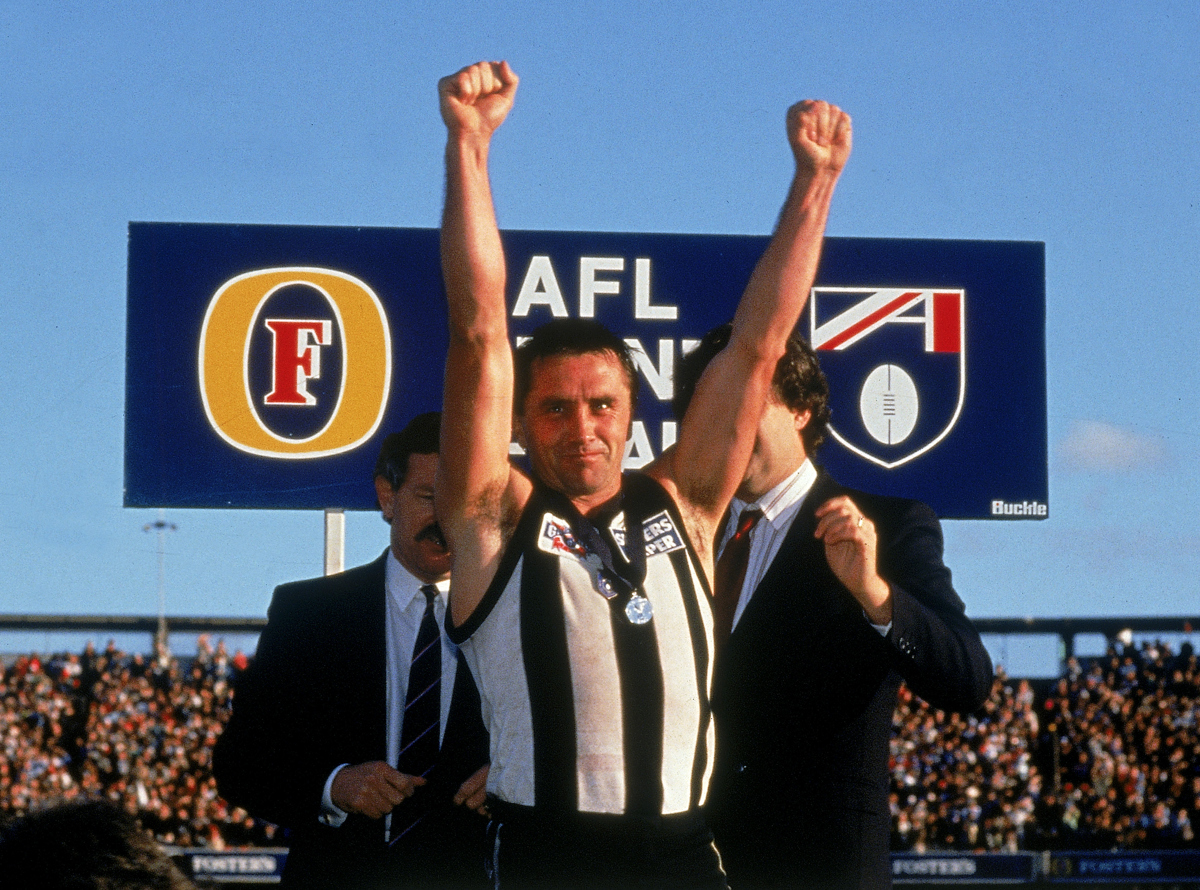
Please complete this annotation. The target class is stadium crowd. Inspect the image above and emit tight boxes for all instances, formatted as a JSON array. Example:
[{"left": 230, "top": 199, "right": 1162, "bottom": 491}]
[
  {"left": 2, "top": 634, "right": 1198, "bottom": 853},
  {"left": 890, "top": 640, "right": 1200, "bottom": 853},
  {"left": 0, "top": 636, "right": 274, "bottom": 850}
]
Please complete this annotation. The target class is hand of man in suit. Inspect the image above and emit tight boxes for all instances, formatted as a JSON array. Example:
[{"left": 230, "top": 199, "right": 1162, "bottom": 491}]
[
  {"left": 453, "top": 765, "right": 490, "bottom": 815},
  {"left": 814, "top": 496, "right": 893, "bottom": 625},
  {"left": 331, "top": 761, "right": 426, "bottom": 820}
]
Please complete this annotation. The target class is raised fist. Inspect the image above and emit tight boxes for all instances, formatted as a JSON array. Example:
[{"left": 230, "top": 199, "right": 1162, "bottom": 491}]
[
  {"left": 787, "top": 99, "right": 852, "bottom": 175},
  {"left": 438, "top": 60, "right": 519, "bottom": 139}
]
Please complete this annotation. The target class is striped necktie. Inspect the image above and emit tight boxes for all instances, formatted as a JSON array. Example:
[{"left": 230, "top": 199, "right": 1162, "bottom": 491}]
[{"left": 396, "top": 584, "right": 441, "bottom": 800}]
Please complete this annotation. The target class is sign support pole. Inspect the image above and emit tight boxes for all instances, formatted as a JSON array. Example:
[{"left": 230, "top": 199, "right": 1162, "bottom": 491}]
[{"left": 324, "top": 508, "right": 345, "bottom": 576}]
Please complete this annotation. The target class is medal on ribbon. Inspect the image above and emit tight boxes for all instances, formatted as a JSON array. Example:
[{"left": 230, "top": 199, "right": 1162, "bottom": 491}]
[
  {"left": 551, "top": 488, "right": 654, "bottom": 626},
  {"left": 625, "top": 594, "right": 653, "bottom": 625}
]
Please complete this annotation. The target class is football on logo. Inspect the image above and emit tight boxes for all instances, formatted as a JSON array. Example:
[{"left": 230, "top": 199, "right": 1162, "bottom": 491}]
[
  {"left": 198, "top": 267, "right": 392, "bottom": 459},
  {"left": 810, "top": 288, "right": 965, "bottom": 469}
]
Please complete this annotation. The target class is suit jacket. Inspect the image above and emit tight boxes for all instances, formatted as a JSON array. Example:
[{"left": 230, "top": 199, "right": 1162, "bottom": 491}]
[
  {"left": 213, "top": 552, "right": 490, "bottom": 889},
  {"left": 707, "top": 471, "right": 993, "bottom": 890}
]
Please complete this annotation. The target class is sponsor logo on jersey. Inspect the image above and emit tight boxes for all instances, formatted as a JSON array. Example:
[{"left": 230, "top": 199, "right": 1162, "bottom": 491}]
[
  {"left": 609, "top": 510, "right": 686, "bottom": 558},
  {"left": 538, "top": 514, "right": 589, "bottom": 558}
]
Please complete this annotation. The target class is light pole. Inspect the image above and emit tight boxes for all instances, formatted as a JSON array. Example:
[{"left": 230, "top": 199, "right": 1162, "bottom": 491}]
[{"left": 143, "top": 511, "right": 177, "bottom": 653}]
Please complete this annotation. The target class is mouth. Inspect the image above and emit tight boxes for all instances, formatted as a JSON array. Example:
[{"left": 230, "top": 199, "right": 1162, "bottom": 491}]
[
  {"left": 565, "top": 449, "right": 606, "bottom": 464},
  {"left": 416, "top": 523, "right": 448, "bottom": 549}
]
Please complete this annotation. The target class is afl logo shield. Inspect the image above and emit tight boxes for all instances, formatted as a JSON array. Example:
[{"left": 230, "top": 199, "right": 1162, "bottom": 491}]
[
  {"left": 810, "top": 287, "right": 965, "bottom": 469},
  {"left": 198, "top": 267, "right": 392, "bottom": 459}
]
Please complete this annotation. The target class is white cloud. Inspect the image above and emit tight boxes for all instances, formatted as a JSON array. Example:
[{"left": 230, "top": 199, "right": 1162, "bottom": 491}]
[{"left": 1058, "top": 420, "right": 1168, "bottom": 473}]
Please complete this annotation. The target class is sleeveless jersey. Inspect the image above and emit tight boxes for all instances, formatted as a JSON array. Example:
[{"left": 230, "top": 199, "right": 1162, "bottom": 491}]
[{"left": 448, "top": 472, "right": 716, "bottom": 817}]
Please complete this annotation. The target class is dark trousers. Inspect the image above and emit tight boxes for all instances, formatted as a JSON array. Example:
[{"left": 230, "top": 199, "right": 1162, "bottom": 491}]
[{"left": 485, "top": 798, "right": 727, "bottom": 890}]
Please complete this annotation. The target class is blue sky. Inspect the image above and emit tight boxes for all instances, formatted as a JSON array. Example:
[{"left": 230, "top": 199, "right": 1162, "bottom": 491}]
[{"left": 2, "top": 2, "right": 1197, "bottom": 674}]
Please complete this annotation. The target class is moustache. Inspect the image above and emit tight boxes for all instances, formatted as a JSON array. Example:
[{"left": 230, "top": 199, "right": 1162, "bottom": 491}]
[{"left": 416, "top": 522, "right": 448, "bottom": 549}]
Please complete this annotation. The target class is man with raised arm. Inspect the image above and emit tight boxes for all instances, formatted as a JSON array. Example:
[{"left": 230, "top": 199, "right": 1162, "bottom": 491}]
[{"left": 435, "top": 60, "right": 850, "bottom": 888}]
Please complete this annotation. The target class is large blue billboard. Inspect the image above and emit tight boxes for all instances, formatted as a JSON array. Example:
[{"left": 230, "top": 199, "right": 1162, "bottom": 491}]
[{"left": 125, "top": 223, "right": 1046, "bottom": 519}]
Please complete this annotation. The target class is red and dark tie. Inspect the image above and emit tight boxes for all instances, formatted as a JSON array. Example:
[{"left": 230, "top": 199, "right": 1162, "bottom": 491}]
[{"left": 712, "top": 508, "right": 763, "bottom": 645}]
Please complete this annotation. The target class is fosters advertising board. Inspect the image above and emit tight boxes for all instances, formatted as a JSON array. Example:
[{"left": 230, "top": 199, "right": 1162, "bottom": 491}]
[{"left": 125, "top": 223, "right": 1046, "bottom": 519}]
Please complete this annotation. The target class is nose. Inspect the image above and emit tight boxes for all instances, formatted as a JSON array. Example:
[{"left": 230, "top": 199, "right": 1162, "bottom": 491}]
[{"left": 564, "top": 404, "right": 595, "bottom": 443}]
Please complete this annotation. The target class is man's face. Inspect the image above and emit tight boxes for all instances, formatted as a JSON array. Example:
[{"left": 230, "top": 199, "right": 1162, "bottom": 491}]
[
  {"left": 375, "top": 452, "right": 451, "bottom": 583},
  {"left": 738, "top": 390, "right": 810, "bottom": 501},
  {"left": 517, "top": 350, "right": 633, "bottom": 513}
]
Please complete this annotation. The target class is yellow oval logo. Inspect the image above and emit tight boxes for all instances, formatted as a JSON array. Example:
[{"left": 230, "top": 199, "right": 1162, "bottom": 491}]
[{"left": 198, "top": 267, "right": 391, "bottom": 458}]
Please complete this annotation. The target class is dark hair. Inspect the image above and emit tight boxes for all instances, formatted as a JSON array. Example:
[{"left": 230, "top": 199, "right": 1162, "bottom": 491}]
[
  {"left": 673, "top": 322, "right": 830, "bottom": 454},
  {"left": 0, "top": 798, "right": 196, "bottom": 890},
  {"left": 373, "top": 411, "right": 441, "bottom": 489},
  {"left": 513, "top": 319, "right": 639, "bottom": 414}
]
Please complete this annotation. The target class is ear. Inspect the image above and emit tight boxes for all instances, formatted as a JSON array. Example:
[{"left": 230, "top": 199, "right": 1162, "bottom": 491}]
[
  {"left": 793, "top": 408, "right": 812, "bottom": 433},
  {"left": 374, "top": 476, "right": 395, "bottom": 521},
  {"left": 513, "top": 413, "right": 528, "bottom": 449}
]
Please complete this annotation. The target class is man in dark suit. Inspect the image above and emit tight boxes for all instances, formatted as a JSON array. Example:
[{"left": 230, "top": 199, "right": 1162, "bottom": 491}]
[
  {"left": 675, "top": 328, "right": 994, "bottom": 889},
  {"left": 214, "top": 412, "right": 490, "bottom": 889}
]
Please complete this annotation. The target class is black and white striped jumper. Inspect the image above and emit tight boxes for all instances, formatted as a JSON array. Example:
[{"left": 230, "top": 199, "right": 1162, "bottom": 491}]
[{"left": 448, "top": 471, "right": 716, "bottom": 819}]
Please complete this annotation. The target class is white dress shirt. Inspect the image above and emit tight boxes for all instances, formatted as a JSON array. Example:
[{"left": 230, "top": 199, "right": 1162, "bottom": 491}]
[
  {"left": 320, "top": 552, "right": 457, "bottom": 827},
  {"left": 383, "top": 553, "right": 457, "bottom": 764},
  {"left": 718, "top": 460, "right": 817, "bottom": 632}
]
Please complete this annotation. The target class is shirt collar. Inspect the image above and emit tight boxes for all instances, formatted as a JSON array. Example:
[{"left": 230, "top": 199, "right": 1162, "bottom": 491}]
[
  {"left": 384, "top": 550, "right": 449, "bottom": 610},
  {"left": 730, "top": 459, "right": 817, "bottom": 525}
]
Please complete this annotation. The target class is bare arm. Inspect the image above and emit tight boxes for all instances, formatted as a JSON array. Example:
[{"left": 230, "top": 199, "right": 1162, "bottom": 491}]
[
  {"left": 436, "top": 61, "right": 531, "bottom": 626},
  {"left": 651, "top": 100, "right": 852, "bottom": 559}
]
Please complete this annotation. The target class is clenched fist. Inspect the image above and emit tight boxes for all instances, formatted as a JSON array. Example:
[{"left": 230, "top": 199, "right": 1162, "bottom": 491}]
[
  {"left": 787, "top": 99, "right": 852, "bottom": 176},
  {"left": 438, "top": 60, "right": 519, "bottom": 140}
]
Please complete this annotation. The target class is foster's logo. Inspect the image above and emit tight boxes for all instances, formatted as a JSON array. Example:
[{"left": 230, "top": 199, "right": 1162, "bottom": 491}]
[{"left": 198, "top": 267, "right": 391, "bottom": 459}]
